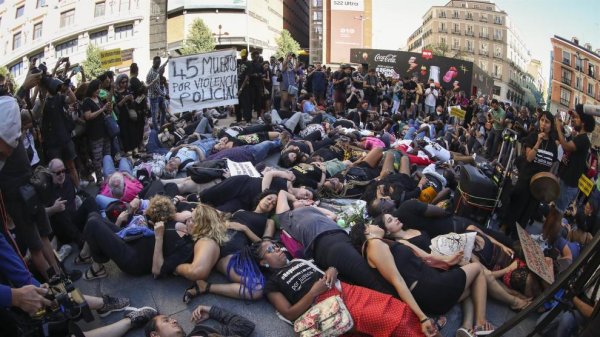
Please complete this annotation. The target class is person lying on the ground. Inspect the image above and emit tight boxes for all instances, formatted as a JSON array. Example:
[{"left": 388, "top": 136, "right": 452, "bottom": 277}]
[
  {"left": 144, "top": 305, "right": 255, "bottom": 337},
  {"left": 374, "top": 212, "right": 532, "bottom": 312},
  {"left": 77, "top": 196, "right": 195, "bottom": 280},
  {"left": 182, "top": 190, "right": 278, "bottom": 302},
  {"left": 198, "top": 170, "right": 314, "bottom": 212},
  {"left": 205, "top": 138, "right": 282, "bottom": 165},
  {"left": 251, "top": 239, "right": 424, "bottom": 337},
  {"left": 349, "top": 222, "right": 496, "bottom": 336}
]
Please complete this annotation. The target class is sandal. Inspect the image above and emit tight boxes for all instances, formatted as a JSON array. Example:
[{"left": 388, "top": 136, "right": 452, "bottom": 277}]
[
  {"left": 83, "top": 264, "right": 107, "bottom": 280},
  {"left": 473, "top": 322, "right": 495, "bottom": 336},
  {"left": 182, "top": 281, "right": 211, "bottom": 304},
  {"left": 510, "top": 297, "right": 532, "bottom": 312},
  {"left": 433, "top": 315, "right": 447, "bottom": 331},
  {"left": 74, "top": 253, "right": 93, "bottom": 265}
]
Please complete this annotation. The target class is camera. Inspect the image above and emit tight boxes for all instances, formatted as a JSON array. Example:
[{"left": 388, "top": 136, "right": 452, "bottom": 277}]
[
  {"left": 31, "top": 63, "right": 65, "bottom": 96},
  {"left": 32, "top": 273, "right": 94, "bottom": 323}
]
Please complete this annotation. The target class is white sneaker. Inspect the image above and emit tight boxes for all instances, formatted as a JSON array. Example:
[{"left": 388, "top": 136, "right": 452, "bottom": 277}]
[{"left": 56, "top": 244, "right": 73, "bottom": 262}]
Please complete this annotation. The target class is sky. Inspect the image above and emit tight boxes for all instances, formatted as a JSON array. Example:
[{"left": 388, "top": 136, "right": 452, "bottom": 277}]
[{"left": 371, "top": 0, "right": 600, "bottom": 84}]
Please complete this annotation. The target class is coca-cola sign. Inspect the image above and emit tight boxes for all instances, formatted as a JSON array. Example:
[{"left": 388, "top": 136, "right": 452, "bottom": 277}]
[{"left": 373, "top": 53, "right": 397, "bottom": 63}]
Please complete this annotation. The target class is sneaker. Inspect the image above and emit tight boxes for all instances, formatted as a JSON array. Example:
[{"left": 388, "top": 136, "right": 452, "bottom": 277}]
[
  {"left": 125, "top": 307, "right": 158, "bottom": 328},
  {"left": 56, "top": 244, "right": 73, "bottom": 262},
  {"left": 97, "top": 295, "right": 130, "bottom": 317},
  {"left": 456, "top": 327, "right": 475, "bottom": 337}
]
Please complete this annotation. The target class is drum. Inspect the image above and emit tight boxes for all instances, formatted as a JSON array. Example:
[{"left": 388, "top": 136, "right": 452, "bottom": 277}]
[{"left": 530, "top": 172, "right": 560, "bottom": 203}]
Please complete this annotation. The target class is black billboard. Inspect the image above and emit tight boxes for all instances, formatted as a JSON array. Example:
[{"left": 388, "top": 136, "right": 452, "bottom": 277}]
[{"left": 350, "top": 48, "right": 494, "bottom": 97}]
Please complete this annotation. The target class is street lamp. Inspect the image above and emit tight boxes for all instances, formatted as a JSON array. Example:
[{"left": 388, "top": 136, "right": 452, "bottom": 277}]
[
  {"left": 213, "top": 24, "right": 230, "bottom": 45},
  {"left": 353, "top": 15, "right": 369, "bottom": 48}
]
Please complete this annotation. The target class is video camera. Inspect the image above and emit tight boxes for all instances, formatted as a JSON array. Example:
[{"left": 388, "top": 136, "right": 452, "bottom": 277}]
[
  {"left": 32, "top": 272, "right": 94, "bottom": 323},
  {"left": 31, "top": 63, "right": 66, "bottom": 96}
]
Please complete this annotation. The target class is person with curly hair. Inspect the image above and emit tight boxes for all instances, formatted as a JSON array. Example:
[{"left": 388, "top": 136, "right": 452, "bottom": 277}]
[{"left": 77, "top": 195, "right": 196, "bottom": 280}]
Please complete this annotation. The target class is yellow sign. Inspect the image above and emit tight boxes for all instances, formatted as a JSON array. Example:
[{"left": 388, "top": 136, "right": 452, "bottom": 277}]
[
  {"left": 100, "top": 48, "right": 122, "bottom": 69},
  {"left": 578, "top": 174, "right": 594, "bottom": 196},
  {"left": 450, "top": 107, "right": 466, "bottom": 119}
]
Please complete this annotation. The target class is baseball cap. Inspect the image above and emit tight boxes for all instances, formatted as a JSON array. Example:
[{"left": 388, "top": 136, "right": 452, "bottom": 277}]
[
  {"left": 0, "top": 96, "right": 22, "bottom": 149},
  {"left": 240, "top": 49, "right": 248, "bottom": 57}
]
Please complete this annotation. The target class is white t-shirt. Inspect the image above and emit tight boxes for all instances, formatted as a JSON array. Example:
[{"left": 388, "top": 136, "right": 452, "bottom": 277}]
[
  {"left": 423, "top": 138, "right": 451, "bottom": 162},
  {"left": 424, "top": 88, "right": 438, "bottom": 107}
]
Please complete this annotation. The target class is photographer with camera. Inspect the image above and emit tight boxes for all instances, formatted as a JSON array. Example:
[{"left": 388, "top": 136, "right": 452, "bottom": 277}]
[{"left": 39, "top": 58, "right": 81, "bottom": 189}]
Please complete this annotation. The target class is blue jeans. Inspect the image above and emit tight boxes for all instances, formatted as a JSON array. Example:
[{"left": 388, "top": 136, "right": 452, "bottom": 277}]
[
  {"left": 538, "top": 309, "right": 583, "bottom": 337},
  {"left": 193, "top": 117, "right": 213, "bottom": 136},
  {"left": 249, "top": 140, "right": 280, "bottom": 163},
  {"left": 190, "top": 138, "right": 217, "bottom": 158},
  {"left": 146, "top": 129, "right": 169, "bottom": 155},
  {"left": 555, "top": 179, "right": 579, "bottom": 213},
  {"left": 150, "top": 96, "right": 167, "bottom": 129},
  {"left": 102, "top": 155, "right": 133, "bottom": 178},
  {"left": 95, "top": 194, "right": 119, "bottom": 211}
]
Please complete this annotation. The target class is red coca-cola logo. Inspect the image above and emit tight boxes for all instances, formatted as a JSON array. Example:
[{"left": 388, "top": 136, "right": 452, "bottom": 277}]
[{"left": 374, "top": 53, "right": 397, "bottom": 63}]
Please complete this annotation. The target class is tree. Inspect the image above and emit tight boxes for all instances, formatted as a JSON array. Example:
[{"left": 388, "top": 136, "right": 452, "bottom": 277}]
[
  {"left": 0, "top": 66, "right": 16, "bottom": 93},
  {"left": 424, "top": 42, "right": 450, "bottom": 57},
  {"left": 180, "top": 18, "right": 215, "bottom": 55},
  {"left": 82, "top": 43, "right": 104, "bottom": 79},
  {"left": 275, "top": 29, "right": 301, "bottom": 58}
]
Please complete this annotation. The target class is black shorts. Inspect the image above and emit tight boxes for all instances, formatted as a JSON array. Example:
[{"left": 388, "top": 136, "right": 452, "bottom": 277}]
[
  {"left": 7, "top": 199, "right": 52, "bottom": 251},
  {"left": 46, "top": 140, "right": 77, "bottom": 161}
]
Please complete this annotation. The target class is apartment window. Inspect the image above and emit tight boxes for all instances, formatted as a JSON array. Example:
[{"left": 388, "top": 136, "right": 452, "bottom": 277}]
[
  {"left": 33, "top": 22, "right": 43, "bottom": 40},
  {"left": 10, "top": 61, "right": 23, "bottom": 77},
  {"left": 115, "top": 24, "right": 133, "bottom": 39},
  {"left": 95, "top": 1, "right": 105, "bottom": 17},
  {"left": 590, "top": 64, "right": 596, "bottom": 78},
  {"left": 493, "top": 64, "right": 502, "bottom": 76},
  {"left": 480, "top": 26, "right": 488, "bottom": 38},
  {"left": 119, "top": 0, "right": 131, "bottom": 11},
  {"left": 60, "top": 9, "right": 75, "bottom": 27},
  {"left": 440, "top": 36, "right": 446, "bottom": 45},
  {"left": 453, "top": 10, "right": 459, "bottom": 18},
  {"left": 494, "top": 29, "right": 503, "bottom": 40},
  {"left": 466, "top": 24, "right": 474, "bottom": 36},
  {"left": 561, "top": 69, "right": 572, "bottom": 84},
  {"left": 55, "top": 38, "right": 78, "bottom": 57},
  {"left": 479, "top": 60, "right": 487, "bottom": 72},
  {"left": 438, "top": 10, "right": 446, "bottom": 18},
  {"left": 494, "top": 16, "right": 502, "bottom": 24},
  {"left": 480, "top": 13, "right": 487, "bottom": 22},
  {"left": 29, "top": 51, "right": 44, "bottom": 64},
  {"left": 452, "top": 38, "right": 460, "bottom": 49},
  {"left": 480, "top": 42, "right": 488, "bottom": 53},
  {"left": 90, "top": 30, "right": 108, "bottom": 44},
  {"left": 313, "top": 11, "right": 322, "bottom": 20},
  {"left": 560, "top": 88, "right": 571, "bottom": 106},
  {"left": 575, "top": 77, "right": 582, "bottom": 90},
  {"left": 588, "top": 83, "right": 594, "bottom": 96},
  {"left": 562, "top": 50, "right": 570, "bottom": 65},
  {"left": 466, "top": 12, "right": 473, "bottom": 20},
  {"left": 16, "top": 5, "right": 25, "bottom": 18},
  {"left": 493, "top": 85, "right": 501, "bottom": 96},
  {"left": 439, "top": 22, "right": 447, "bottom": 32},
  {"left": 12, "top": 32, "right": 22, "bottom": 50},
  {"left": 466, "top": 39, "right": 474, "bottom": 52},
  {"left": 575, "top": 57, "right": 582, "bottom": 71},
  {"left": 494, "top": 45, "right": 502, "bottom": 57},
  {"left": 36, "top": 0, "right": 45, "bottom": 8}
]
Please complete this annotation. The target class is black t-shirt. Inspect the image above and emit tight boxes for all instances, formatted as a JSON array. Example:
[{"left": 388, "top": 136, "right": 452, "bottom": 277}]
[
  {"left": 0, "top": 141, "right": 32, "bottom": 199},
  {"left": 264, "top": 261, "right": 321, "bottom": 305},
  {"left": 202, "top": 175, "right": 288, "bottom": 210},
  {"left": 333, "top": 71, "right": 349, "bottom": 90},
  {"left": 160, "top": 220, "right": 195, "bottom": 277},
  {"left": 82, "top": 97, "right": 107, "bottom": 140},
  {"left": 249, "top": 61, "right": 264, "bottom": 86},
  {"left": 288, "top": 140, "right": 311, "bottom": 154},
  {"left": 237, "top": 59, "right": 251, "bottom": 87},
  {"left": 520, "top": 133, "right": 557, "bottom": 180},
  {"left": 312, "top": 145, "right": 344, "bottom": 161},
  {"left": 559, "top": 133, "right": 591, "bottom": 186},
  {"left": 48, "top": 176, "right": 77, "bottom": 213},
  {"left": 42, "top": 94, "right": 70, "bottom": 147},
  {"left": 393, "top": 199, "right": 454, "bottom": 238},
  {"left": 291, "top": 163, "right": 323, "bottom": 189},
  {"left": 220, "top": 210, "right": 269, "bottom": 257}
]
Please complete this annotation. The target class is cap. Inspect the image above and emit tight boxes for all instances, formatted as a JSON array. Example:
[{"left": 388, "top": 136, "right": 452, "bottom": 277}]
[
  {"left": 106, "top": 200, "right": 128, "bottom": 223},
  {"left": 240, "top": 49, "right": 248, "bottom": 57},
  {"left": 0, "top": 96, "right": 22, "bottom": 149}
]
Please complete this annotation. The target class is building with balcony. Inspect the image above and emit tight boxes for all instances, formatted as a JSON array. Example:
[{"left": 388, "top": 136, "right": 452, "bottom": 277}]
[
  {"left": 167, "top": 0, "right": 283, "bottom": 58},
  {"left": 0, "top": 0, "right": 154, "bottom": 85},
  {"left": 309, "top": 0, "right": 372, "bottom": 65},
  {"left": 549, "top": 35, "right": 600, "bottom": 116},
  {"left": 405, "top": 0, "right": 532, "bottom": 106}
]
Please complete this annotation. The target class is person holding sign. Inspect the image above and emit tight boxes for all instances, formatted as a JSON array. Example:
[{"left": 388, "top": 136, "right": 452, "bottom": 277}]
[
  {"left": 501, "top": 111, "right": 558, "bottom": 238},
  {"left": 146, "top": 56, "right": 171, "bottom": 130}
]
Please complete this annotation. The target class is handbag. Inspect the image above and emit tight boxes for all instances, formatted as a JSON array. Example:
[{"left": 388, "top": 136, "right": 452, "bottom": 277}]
[
  {"left": 104, "top": 114, "right": 120, "bottom": 138},
  {"left": 292, "top": 259, "right": 353, "bottom": 337},
  {"left": 288, "top": 84, "right": 299, "bottom": 96}
]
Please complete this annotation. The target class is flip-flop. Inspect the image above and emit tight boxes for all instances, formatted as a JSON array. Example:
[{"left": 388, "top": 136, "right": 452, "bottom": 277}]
[
  {"left": 83, "top": 265, "right": 107, "bottom": 280},
  {"left": 74, "top": 254, "right": 93, "bottom": 265},
  {"left": 474, "top": 322, "right": 495, "bottom": 336}
]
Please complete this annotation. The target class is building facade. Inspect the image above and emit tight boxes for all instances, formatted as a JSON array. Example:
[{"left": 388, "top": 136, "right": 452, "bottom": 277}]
[
  {"left": 283, "top": 0, "right": 309, "bottom": 50},
  {"left": 0, "top": 0, "right": 153, "bottom": 84},
  {"left": 549, "top": 35, "right": 600, "bottom": 116},
  {"left": 309, "top": 0, "right": 372, "bottom": 65},
  {"left": 167, "top": 0, "right": 283, "bottom": 58},
  {"left": 406, "top": 0, "right": 532, "bottom": 106}
]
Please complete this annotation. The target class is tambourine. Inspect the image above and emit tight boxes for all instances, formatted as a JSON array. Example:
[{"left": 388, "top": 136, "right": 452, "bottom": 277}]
[{"left": 530, "top": 172, "right": 560, "bottom": 203}]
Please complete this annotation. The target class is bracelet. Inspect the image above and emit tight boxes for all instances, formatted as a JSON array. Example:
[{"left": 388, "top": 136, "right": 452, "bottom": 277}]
[{"left": 420, "top": 317, "right": 429, "bottom": 324}]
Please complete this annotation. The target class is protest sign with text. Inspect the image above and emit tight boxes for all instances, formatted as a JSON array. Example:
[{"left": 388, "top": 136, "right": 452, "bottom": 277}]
[{"left": 169, "top": 49, "right": 238, "bottom": 113}]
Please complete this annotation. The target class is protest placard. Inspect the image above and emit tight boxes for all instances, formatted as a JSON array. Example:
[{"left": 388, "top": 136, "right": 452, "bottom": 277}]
[
  {"left": 578, "top": 174, "right": 594, "bottom": 196},
  {"left": 169, "top": 49, "right": 238, "bottom": 113},
  {"left": 100, "top": 48, "right": 122, "bottom": 69},
  {"left": 450, "top": 106, "right": 466, "bottom": 119},
  {"left": 226, "top": 160, "right": 260, "bottom": 178},
  {"left": 516, "top": 224, "right": 554, "bottom": 284}
]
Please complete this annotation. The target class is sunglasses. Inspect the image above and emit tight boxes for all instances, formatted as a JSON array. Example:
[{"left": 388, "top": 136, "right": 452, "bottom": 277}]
[
  {"left": 260, "top": 242, "right": 283, "bottom": 259},
  {"left": 53, "top": 169, "right": 67, "bottom": 175}
]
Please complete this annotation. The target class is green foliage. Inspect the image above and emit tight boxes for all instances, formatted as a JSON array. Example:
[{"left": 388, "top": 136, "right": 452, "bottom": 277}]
[
  {"left": 424, "top": 42, "right": 450, "bottom": 57},
  {"left": 82, "top": 44, "right": 104, "bottom": 79},
  {"left": 275, "top": 30, "right": 301, "bottom": 58},
  {"left": 180, "top": 18, "right": 216, "bottom": 56},
  {"left": 0, "top": 66, "right": 16, "bottom": 93}
]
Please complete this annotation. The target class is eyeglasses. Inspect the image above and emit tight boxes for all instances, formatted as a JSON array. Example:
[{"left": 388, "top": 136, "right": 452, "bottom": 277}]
[
  {"left": 260, "top": 243, "right": 282, "bottom": 259},
  {"left": 52, "top": 169, "right": 67, "bottom": 175}
]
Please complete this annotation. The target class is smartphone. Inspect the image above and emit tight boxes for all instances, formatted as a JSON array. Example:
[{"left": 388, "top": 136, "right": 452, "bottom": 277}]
[{"left": 72, "top": 66, "right": 81, "bottom": 74}]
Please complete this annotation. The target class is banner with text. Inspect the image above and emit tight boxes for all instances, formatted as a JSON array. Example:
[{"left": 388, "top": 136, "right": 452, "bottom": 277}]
[{"left": 169, "top": 49, "right": 238, "bottom": 113}]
